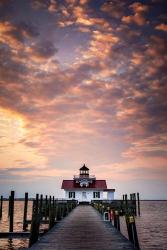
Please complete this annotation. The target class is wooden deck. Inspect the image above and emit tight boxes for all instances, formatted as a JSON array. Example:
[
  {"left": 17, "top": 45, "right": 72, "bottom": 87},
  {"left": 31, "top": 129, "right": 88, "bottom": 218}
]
[{"left": 30, "top": 205, "right": 135, "bottom": 250}]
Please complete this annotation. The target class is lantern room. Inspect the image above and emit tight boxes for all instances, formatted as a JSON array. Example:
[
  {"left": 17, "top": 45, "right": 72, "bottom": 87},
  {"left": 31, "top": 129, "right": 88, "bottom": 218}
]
[{"left": 79, "top": 164, "right": 89, "bottom": 177}]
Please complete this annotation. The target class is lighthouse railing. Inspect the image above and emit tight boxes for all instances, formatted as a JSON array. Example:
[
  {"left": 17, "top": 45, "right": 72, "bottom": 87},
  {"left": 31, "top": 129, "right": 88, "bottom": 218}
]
[{"left": 73, "top": 175, "right": 96, "bottom": 179}]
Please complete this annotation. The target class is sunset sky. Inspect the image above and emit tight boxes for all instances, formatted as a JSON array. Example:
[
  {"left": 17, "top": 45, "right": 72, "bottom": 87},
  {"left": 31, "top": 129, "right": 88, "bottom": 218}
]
[{"left": 0, "top": 0, "right": 167, "bottom": 199}]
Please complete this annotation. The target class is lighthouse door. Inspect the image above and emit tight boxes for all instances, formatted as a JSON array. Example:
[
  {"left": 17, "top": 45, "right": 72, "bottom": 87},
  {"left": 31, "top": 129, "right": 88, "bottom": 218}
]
[{"left": 82, "top": 191, "right": 87, "bottom": 201}]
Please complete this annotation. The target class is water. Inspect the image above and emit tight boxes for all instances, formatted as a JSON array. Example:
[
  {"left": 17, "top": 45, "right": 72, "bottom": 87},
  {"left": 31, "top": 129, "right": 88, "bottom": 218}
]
[
  {"left": 120, "top": 201, "right": 167, "bottom": 250},
  {"left": 0, "top": 201, "right": 33, "bottom": 250},
  {"left": 0, "top": 201, "right": 167, "bottom": 249}
]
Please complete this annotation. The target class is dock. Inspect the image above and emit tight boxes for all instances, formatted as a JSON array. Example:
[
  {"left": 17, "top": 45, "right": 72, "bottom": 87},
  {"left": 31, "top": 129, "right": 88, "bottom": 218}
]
[{"left": 30, "top": 205, "right": 135, "bottom": 250}]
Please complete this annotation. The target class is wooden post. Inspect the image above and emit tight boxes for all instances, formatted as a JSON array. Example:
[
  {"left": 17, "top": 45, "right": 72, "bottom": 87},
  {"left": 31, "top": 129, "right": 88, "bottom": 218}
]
[
  {"left": 114, "top": 210, "right": 120, "bottom": 231},
  {"left": 35, "top": 194, "right": 39, "bottom": 214},
  {"left": 66, "top": 202, "right": 69, "bottom": 215},
  {"left": 23, "top": 192, "right": 28, "bottom": 231},
  {"left": 53, "top": 196, "right": 55, "bottom": 208},
  {"left": 55, "top": 202, "right": 58, "bottom": 221},
  {"left": 49, "top": 207, "right": 55, "bottom": 229},
  {"left": 29, "top": 213, "right": 41, "bottom": 247},
  {"left": 57, "top": 203, "right": 61, "bottom": 221},
  {"left": 125, "top": 215, "right": 139, "bottom": 249},
  {"left": 49, "top": 195, "right": 52, "bottom": 209},
  {"left": 8, "top": 195, "right": 11, "bottom": 218},
  {"left": 137, "top": 192, "right": 140, "bottom": 216},
  {"left": 125, "top": 194, "right": 128, "bottom": 205},
  {"left": 45, "top": 195, "right": 48, "bottom": 219},
  {"left": 60, "top": 203, "right": 63, "bottom": 218},
  {"left": 0, "top": 195, "right": 3, "bottom": 219},
  {"left": 133, "top": 193, "right": 137, "bottom": 216},
  {"left": 9, "top": 191, "right": 14, "bottom": 232},
  {"left": 65, "top": 202, "right": 68, "bottom": 216},
  {"left": 39, "top": 194, "right": 43, "bottom": 214},
  {"left": 62, "top": 203, "right": 66, "bottom": 218}
]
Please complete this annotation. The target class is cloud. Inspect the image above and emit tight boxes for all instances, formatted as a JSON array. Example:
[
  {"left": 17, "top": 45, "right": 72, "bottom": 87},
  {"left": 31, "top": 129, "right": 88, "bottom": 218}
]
[
  {"left": 79, "top": 0, "right": 89, "bottom": 5},
  {"left": 122, "top": 134, "right": 167, "bottom": 158},
  {"left": 48, "top": 0, "right": 57, "bottom": 12},
  {"left": 122, "top": 2, "right": 149, "bottom": 26},
  {"left": 155, "top": 23, "right": 167, "bottom": 32},
  {"left": 26, "top": 40, "right": 58, "bottom": 61},
  {"left": 94, "top": 158, "right": 167, "bottom": 181},
  {"left": 0, "top": 21, "right": 24, "bottom": 49},
  {"left": 129, "top": 2, "right": 149, "bottom": 13},
  {"left": 100, "top": 1, "right": 126, "bottom": 19},
  {"left": 31, "top": 0, "right": 49, "bottom": 10},
  {"left": 82, "top": 30, "right": 119, "bottom": 60},
  {"left": 0, "top": 21, "right": 39, "bottom": 49},
  {"left": 122, "top": 13, "right": 147, "bottom": 26}
]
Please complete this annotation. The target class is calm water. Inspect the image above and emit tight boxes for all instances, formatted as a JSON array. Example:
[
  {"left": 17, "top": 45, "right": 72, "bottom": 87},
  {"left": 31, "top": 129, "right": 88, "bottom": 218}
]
[{"left": 0, "top": 201, "right": 167, "bottom": 249}]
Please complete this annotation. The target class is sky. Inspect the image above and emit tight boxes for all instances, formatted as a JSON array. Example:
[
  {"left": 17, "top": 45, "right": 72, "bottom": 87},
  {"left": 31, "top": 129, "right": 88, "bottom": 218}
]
[{"left": 0, "top": 0, "right": 167, "bottom": 199}]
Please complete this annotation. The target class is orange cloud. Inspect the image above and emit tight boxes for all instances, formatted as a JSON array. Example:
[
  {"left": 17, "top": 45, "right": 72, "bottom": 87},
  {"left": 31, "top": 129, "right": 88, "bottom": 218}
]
[
  {"left": 82, "top": 30, "right": 119, "bottom": 60},
  {"left": 131, "top": 52, "right": 144, "bottom": 65},
  {"left": 155, "top": 23, "right": 167, "bottom": 32},
  {"left": 129, "top": 2, "right": 149, "bottom": 13},
  {"left": 122, "top": 13, "right": 147, "bottom": 26},
  {"left": 122, "top": 2, "right": 149, "bottom": 26},
  {"left": 48, "top": 0, "right": 57, "bottom": 12},
  {"left": 79, "top": 0, "right": 88, "bottom": 5},
  {"left": 0, "top": 21, "right": 23, "bottom": 49}
]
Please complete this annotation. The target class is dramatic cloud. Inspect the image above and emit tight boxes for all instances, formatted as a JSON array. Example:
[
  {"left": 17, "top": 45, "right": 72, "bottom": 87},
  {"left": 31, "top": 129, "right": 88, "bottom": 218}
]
[
  {"left": 155, "top": 23, "right": 167, "bottom": 32},
  {"left": 0, "top": 0, "right": 167, "bottom": 198},
  {"left": 122, "top": 2, "right": 149, "bottom": 26}
]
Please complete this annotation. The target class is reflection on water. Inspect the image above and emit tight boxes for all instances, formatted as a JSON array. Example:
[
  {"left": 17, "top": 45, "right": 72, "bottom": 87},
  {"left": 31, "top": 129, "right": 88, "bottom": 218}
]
[
  {"left": 0, "top": 201, "right": 167, "bottom": 250},
  {"left": 0, "top": 201, "right": 32, "bottom": 250},
  {"left": 0, "top": 239, "right": 29, "bottom": 250}
]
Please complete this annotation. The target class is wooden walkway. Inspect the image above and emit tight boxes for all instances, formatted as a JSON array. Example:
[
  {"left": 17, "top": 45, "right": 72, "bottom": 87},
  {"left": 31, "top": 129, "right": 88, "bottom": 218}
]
[{"left": 30, "top": 205, "right": 135, "bottom": 250}]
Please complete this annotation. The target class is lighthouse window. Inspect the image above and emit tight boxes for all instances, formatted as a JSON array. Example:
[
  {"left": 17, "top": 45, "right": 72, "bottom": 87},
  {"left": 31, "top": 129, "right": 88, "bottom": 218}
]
[
  {"left": 93, "top": 192, "right": 100, "bottom": 198},
  {"left": 69, "top": 192, "right": 75, "bottom": 199}
]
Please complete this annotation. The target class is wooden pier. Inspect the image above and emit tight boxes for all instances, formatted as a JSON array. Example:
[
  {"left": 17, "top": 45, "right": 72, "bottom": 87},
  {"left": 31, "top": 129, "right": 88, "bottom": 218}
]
[
  {"left": 0, "top": 191, "right": 140, "bottom": 249},
  {"left": 30, "top": 205, "right": 135, "bottom": 250}
]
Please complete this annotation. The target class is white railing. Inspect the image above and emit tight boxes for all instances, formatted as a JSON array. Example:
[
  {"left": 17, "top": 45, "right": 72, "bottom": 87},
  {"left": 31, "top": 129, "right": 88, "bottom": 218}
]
[{"left": 73, "top": 175, "right": 96, "bottom": 179}]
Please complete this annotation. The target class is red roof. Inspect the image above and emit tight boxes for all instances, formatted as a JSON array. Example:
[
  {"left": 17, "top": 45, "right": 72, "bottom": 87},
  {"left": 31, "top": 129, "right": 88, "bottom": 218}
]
[{"left": 61, "top": 180, "right": 107, "bottom": 190}]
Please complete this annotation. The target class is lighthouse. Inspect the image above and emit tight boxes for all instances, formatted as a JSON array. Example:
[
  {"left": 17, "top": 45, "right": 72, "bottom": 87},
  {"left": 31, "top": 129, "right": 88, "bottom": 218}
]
[{"left": 61, "top": 164, "right": 115, "bottom": 203}]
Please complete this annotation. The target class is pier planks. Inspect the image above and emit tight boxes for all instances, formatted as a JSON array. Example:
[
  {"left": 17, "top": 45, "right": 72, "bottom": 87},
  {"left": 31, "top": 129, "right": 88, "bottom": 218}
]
[{"left": 30, "top": 205, "right": 135, "bottom": 250}]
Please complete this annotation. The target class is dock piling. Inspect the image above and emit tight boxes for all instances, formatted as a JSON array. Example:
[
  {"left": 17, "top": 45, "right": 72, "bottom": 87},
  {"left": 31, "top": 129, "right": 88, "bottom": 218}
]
[
  {"left": 9, "top": 191, "right": 14, "bottom": 232},
  {"left": 39, "top": 194, "right": 43, "bottom": 214},
  {"left": 126, "top": 215, "right": 140, "bottom": 249},
  {"left": 0, "top": 195, "right": 3, "bottom": 219},
  {"left": 137, "top": 192, "right": 140, "bottom": 216},
  {"left": 49, "top": 207, "right": 56, "bottom": 229},
  {"left": 45, "top": 195, "right": 48, "bottom": 219},
  {"left": 8, "top": 195, "right": 11, "bottom": 218},
  {"left": 113, "top": 210, "right": 120, "bottom": 231},
  {"left": 29, "top": 213, "right": 41, "bottom": 247},
  {"left": 23, "top": 192, "right": 28, "bottom": 231},
  {"left": 35, "top": 194, "right": 39, "bottom": 214}
]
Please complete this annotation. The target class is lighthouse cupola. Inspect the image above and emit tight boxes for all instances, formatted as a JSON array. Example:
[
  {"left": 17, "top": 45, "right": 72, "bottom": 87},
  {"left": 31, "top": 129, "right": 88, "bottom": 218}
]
[{"left": 79, "top": 164, "right": 89, "bottom": 177}]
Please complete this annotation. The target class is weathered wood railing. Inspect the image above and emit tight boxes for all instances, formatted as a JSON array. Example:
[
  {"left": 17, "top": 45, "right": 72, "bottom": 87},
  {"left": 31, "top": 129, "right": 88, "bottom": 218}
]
[
  {"left": 91, "top": 193, "right": 140, "bottom": 249},
  {"left": 0, "top": 191, "right": 77, "bottom": 247}
]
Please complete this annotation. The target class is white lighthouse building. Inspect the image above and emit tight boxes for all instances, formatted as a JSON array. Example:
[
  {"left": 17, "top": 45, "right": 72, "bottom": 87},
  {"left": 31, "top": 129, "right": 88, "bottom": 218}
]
[{"left": 61, "top": 164, "right": 115, "bottom": 203}]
